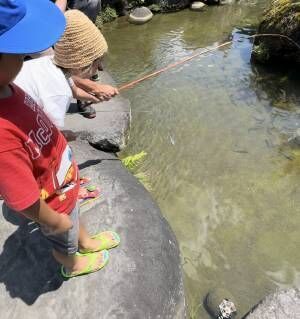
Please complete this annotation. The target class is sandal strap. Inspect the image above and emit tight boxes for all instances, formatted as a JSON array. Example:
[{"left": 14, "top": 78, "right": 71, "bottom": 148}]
[
  {"left": 79, "top": 231, "right": 120, "bottom": 254},
  {"left": 61, "top": 251, "right": 108, "bottom": 278}
]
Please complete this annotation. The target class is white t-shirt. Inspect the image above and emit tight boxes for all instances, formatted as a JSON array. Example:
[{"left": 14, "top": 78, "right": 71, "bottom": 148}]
[{"left": 14, "top": 56, "right": 72, "bottom": 129}]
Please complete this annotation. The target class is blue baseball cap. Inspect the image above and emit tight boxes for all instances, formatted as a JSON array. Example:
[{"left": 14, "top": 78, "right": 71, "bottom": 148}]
[{"left": 0, "top": 0, "right": 66, "bottom": 54}]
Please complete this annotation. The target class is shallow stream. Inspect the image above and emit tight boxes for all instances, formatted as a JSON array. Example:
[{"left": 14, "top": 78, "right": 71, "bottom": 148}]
[{"left": 103, "top": 2, "right": 300, "bottom": 317}]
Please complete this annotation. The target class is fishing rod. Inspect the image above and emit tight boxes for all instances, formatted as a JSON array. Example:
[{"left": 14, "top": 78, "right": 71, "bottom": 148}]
[{"left": 70, "top": 33, "right": 300, "bottom": 115}]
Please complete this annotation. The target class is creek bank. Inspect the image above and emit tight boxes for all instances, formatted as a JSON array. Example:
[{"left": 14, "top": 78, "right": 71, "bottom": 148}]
[
  {"left": 251, "top": 0, "right": 300, "bottom": 65},
  {"left": 98, "top": 0, "right": 223, "bottom": 25},
  {"left": 0, "top": 73, "right": 186, "bottom": 318}
]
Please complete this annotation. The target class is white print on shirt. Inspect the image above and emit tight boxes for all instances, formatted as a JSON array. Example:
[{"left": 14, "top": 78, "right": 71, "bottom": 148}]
[
  {"left": 24, "top": 94, "right": 37, "bottom": 112},
  {"left": 24, "top": 94, "right": 54, "bottom": 160},
  {"left": 56, "top": 145, "right": 73, "bottom": 186},
  {"left": 50, "top": 145, "right": 77, "bottom": 195}
]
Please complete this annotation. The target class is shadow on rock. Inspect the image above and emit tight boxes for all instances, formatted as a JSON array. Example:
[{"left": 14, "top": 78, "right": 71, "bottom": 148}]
[{"left": 0, "top": 205, "right": 64, "bottom": 305}]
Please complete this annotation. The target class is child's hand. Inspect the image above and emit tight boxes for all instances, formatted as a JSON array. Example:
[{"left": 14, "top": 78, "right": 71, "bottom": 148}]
[
  {"left": 91, "top": 84, "right": 119, "bottom": 101},
  {"left": 22, "top": 199, "right": 73, "bottom": 234}
]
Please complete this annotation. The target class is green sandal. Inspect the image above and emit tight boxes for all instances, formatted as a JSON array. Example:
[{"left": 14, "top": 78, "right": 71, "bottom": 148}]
[
  {"left": 61, "top": 250, "right": 109, "bottom": 279},
  {"left": 79, "top": 231, "right": 120, "bottom": 254}
]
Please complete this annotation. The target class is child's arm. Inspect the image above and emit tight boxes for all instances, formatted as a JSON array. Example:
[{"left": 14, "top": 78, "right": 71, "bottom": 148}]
[
  {"left": 72, "top": 76, "right": 119, "bottom": 101},
  {"left": 55, "top": 0, "right": 67, "bottom": 12},
  {"left": 21, "top": 198, "right": 72, "bottom": 234},
  {"left": 69, "top": 81, "right": 101, "bottom": 103},
  {"left": 0, "top": 148, "right": 72, "bottom": 234}
]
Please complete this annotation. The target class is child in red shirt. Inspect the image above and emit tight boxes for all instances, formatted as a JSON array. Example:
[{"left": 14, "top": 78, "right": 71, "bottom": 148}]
[{"left": 0, "top": 0, "right": 119, "bottom": 278}]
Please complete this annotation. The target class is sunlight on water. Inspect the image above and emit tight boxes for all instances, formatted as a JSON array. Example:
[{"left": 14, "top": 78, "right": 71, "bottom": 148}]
[{"left": 103, "top": 1, "right": 300, "bottom": 317}]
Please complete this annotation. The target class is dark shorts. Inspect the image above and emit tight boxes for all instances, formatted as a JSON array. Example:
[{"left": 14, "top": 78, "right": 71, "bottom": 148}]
[{"left": 3, "top": 203, "right": 80, "bottom": 256}]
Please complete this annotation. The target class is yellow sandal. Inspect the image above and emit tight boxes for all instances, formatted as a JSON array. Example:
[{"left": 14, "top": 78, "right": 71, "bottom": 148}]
[{"left": 61, "top": 250, "right": 109, "bottom": 279}]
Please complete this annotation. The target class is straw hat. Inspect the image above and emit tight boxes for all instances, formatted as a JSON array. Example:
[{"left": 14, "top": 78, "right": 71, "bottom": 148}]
[{"left": 54, "top": 10, "right": 108, "bottom": 69}]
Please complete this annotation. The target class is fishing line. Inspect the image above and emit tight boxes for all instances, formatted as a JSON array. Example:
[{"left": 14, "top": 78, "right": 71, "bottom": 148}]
[{"left": 68, "top": 33, "right": 300, "bottom": 116}]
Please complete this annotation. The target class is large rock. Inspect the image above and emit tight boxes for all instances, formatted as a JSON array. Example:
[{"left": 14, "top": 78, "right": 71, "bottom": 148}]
[
  {"left": 65, "top": 71, "right": 131, "bottom": 153},
  {"left": 251, "top": 0, "right": 300, "bottom": 65},
  {"left": 128, "top": 7, "right": 153, "bottom": 24},
  {"left": 0, "top": 140, "right": 185, "bottom": 319},
  {"left": 245, "top": 288, "right": 300, "bottom": 319}
]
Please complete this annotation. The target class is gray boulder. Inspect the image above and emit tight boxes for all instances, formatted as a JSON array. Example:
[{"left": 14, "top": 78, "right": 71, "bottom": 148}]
[
  {"left": 65, "top": 71, "right": 131, "bottom": 153},
  {"left": 0, "top": 140, "right": 185, "bottom": 319},
  {"left": 129, "top": 7, "right": 153, "bottom": 24},
  {"left": 245, "top": 288, "right": 300, "bottom": 319}
]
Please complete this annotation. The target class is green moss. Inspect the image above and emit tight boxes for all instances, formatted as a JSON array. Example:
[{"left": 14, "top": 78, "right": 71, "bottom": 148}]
[
  {"left": 121, "top": 151, "right": 147, "bottom": 171},
  {"left": 148, "top": 4, "right": 161, "bottom": 12},
  {"left": 263, "top": 0, "right": 300, "bottom": 26},
  {"left": 95, "top": 14, "right": 103, "bottom": 29},
  {"left": 127, "top": 0, "right": 145, "bottom": 8},
  {"left": 252, "top": 0, "right": 300, "bottom": 64},
  {"left": 121, "top": 151, "right": 152, "bottom": 190},
  {"left": 265, "top": 0, "right": 292, "bottom": 21},
  {"left": 252, "top": 43, "right": 270, "bottom": 62},
  {"left": 96, "top": 6, "right": 118, "bottom": 25}
]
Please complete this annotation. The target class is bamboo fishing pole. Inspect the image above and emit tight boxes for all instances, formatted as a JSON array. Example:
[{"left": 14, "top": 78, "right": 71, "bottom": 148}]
[{"left": 71, "top": 33, "right": 300, "bottom": 115}]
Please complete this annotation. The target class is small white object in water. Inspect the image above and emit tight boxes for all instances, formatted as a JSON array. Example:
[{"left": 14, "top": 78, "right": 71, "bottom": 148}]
[
  {"left": 169, "top": 135, "right": 175, "bottom": 145},
  {"left": 208, "top": 64, "right": 214, "bottom": 68},
  {"left": 190, "top": 1, "right": 206, "bottom": 11}
]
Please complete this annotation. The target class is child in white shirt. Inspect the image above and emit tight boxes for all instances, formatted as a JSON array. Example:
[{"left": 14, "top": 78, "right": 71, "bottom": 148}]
[{"left": 15, "top": 9, "right": 118, "bottom": 128}]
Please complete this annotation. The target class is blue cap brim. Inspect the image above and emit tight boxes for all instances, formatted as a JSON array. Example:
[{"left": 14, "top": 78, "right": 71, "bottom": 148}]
[{"left": 0, "top": 0, "right": 66, "bottom": 54}]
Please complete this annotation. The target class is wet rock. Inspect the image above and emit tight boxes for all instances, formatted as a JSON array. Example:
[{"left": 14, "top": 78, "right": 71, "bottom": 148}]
[
  {"left": 204, "top": 0, "right": 220, "bottom": 4},
  {"left": 128, "top": 7, "right": 153, "bottom": 24},
  {"left": 153, "top": 0, "right": 190, "bottom": 13},
  {"left": 251, "top": 0, "right": 300, "bottom": 65},
  {"left": 190, "top": 1, "right": 206, "bottom": 11},
  {"left": 288, "top": 127, "right": 300, "bottom": 145},
  {"left": 65, "top": 71, "right": 131, "bottom": 153},
  {"left": 101, "top": 0, "right": 128, "bottom": 16},
  {"left": 204, "top": 288, "right": 238, "bottom": 318},
  {"left": 0, "top": 141, "right": 186, "bottom": 319},
  {"left": 245, "top": 288, "right": 300, "bottom": 319}
]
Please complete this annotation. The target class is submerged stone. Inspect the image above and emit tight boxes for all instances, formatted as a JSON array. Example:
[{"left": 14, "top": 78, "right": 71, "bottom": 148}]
[
  {"left": 251, "top": 0, "right": 300, "bottom": 65},
  {"left": 204, "top": 288, "right": 238, "bottom": 318},
  {"left": 128, "top": 7, "right": 153, "bottom": 24}
]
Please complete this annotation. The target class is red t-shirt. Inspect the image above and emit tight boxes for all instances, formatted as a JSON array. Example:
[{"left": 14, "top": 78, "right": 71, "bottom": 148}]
[{"left": 0, "top": 84, "right": 79, "bottom": 214}]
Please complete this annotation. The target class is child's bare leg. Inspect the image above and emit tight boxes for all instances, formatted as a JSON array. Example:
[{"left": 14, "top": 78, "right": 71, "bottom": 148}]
[{"left": 78, "top": 221, "right": 102, "bottom": 251}]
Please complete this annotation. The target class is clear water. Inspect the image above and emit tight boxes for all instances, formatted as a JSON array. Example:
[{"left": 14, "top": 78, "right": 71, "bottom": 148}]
[{"left": 102, "top": 2, "right": 300, "bottom": 317}]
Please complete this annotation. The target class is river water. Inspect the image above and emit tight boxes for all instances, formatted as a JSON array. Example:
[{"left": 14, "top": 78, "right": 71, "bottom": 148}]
[{"left": 102, "top": 1, "right": 300, "bottom": 317}]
